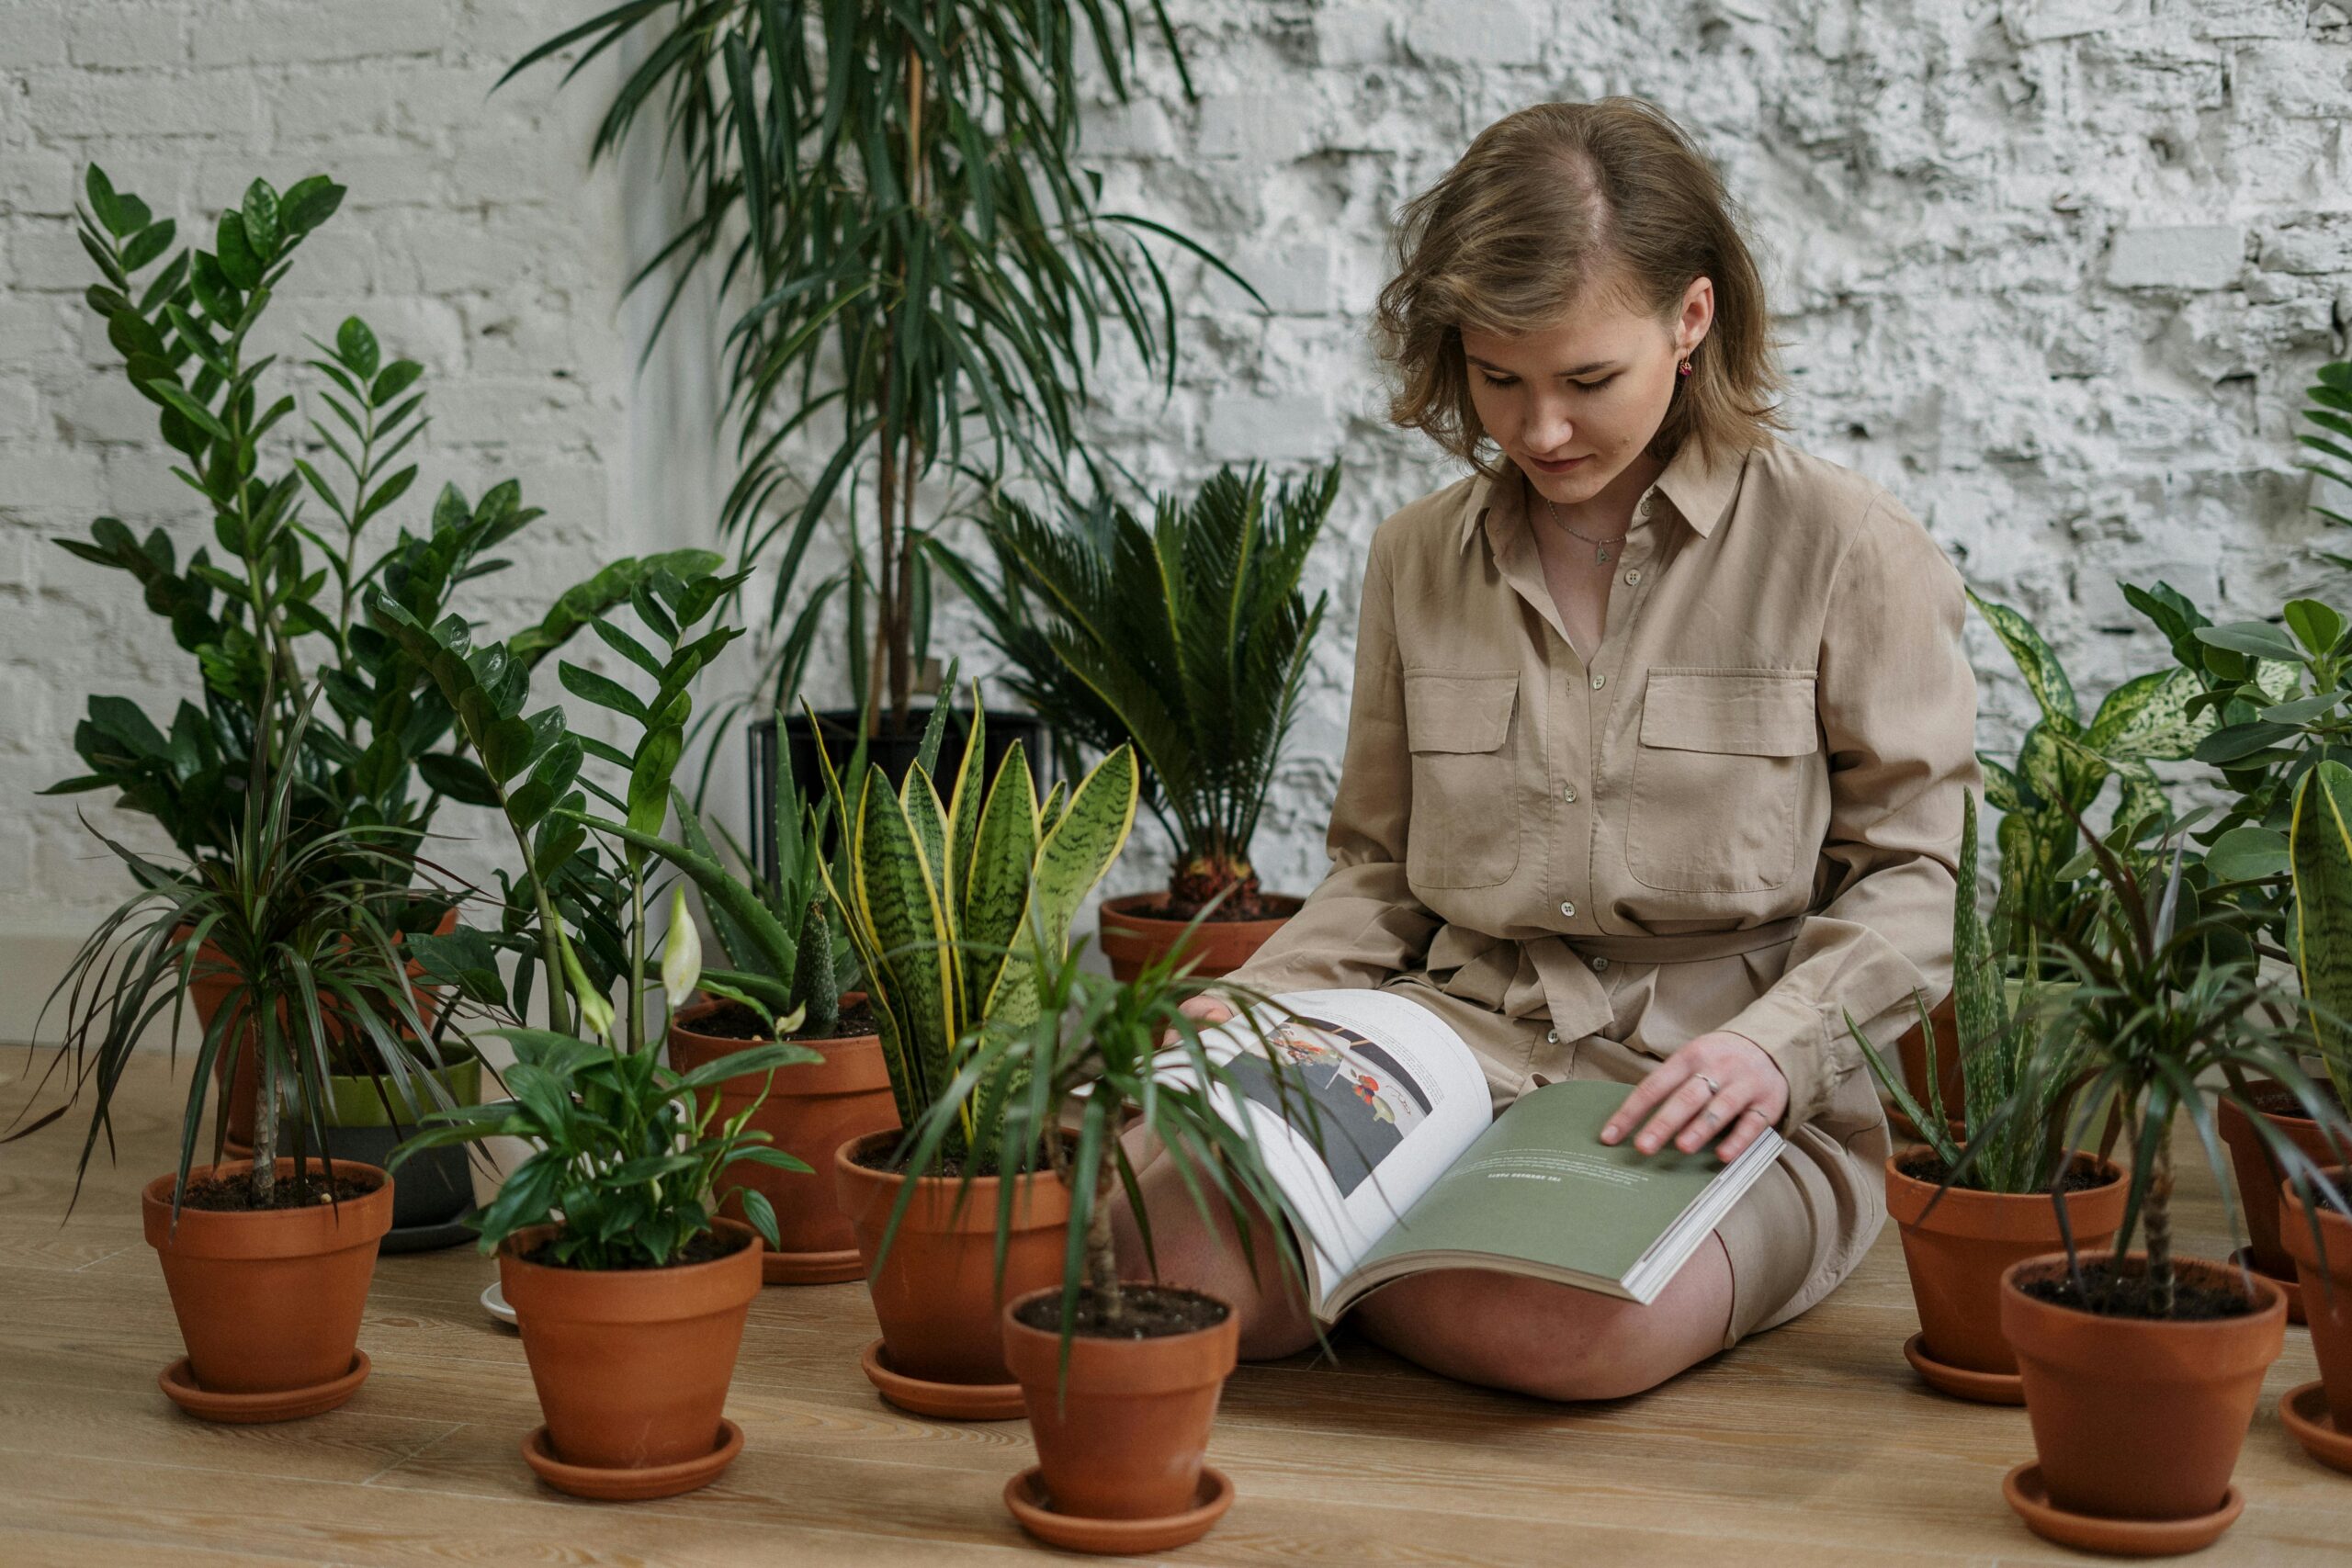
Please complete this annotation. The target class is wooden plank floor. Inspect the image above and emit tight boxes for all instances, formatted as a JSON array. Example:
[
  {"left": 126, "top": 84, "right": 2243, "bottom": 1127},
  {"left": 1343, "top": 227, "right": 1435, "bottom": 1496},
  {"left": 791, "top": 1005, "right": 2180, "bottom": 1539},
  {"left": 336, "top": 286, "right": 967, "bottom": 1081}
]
[{"left": 3, "top": 1048, "right": 2346, "bottom": 1566}]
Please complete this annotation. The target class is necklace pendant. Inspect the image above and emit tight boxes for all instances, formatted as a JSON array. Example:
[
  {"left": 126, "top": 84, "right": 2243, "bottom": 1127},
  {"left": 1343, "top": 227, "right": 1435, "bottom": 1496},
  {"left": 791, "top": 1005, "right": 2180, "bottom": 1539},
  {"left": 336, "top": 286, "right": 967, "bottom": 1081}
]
[{"left": 1595, "top": 545, "right": 1611, "bottom": 564}]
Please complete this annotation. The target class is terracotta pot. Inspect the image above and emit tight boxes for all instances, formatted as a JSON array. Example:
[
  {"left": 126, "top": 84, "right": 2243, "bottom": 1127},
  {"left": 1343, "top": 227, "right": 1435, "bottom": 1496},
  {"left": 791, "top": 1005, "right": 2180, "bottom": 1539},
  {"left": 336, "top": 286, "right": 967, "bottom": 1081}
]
[
  {"left": 141, "top": 1157, "right": 394, "bottom": 1393},
  {"left": 835, "top": 1130, "right": 1071, "bottom": 1385},
  {"left": 2000, "top": 1252, "right": 2286, "bottom": 1521},
  {"left": 1887, "top": 1150, "right": 2125, "bottom": 1376},
  {"left": 497, "top": 1219, "right": 763, "bottom": 1472},
  {"left": 195, "top": 908, "right": 460, "bottom": 1150},
  {"left": 666, "top": 994, "right": 899, "bottom": 1263},
  {"left": 2220, "top": 1086, "right": 2346, "bottom": 1280},
  {"left": 1099, "top": 891, "right": 1305, "bottom": 983},
  {"left": 1001, "top": 1286, "right": 1238, "bottom": 1521},
  {"left": 2280, "top": 1168, "right": 2352, "bottom": 1428}
]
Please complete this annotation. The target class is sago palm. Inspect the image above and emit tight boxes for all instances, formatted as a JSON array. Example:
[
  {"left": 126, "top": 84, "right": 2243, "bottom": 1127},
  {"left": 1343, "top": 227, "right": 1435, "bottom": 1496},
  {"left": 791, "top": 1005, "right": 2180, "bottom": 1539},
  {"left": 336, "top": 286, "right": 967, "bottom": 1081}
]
[{"left": 941, "top": 463, "right": 1339, "bottom": 919}]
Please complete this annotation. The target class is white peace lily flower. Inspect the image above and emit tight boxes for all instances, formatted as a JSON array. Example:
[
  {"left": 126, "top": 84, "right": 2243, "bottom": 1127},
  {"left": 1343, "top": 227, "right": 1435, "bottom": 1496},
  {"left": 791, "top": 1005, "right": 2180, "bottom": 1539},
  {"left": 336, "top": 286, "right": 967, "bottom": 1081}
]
[{"left": 662, "top": 885, "right": 703, "bottom": 1010}]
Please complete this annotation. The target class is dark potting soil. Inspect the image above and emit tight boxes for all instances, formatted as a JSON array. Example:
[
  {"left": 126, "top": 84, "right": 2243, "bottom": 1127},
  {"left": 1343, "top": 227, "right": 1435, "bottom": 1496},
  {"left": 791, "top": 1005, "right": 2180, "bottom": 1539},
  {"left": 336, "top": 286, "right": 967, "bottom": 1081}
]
[
  {"left": 2247, "top": 1080, "right": 2350, "bottom": 1122},
  {"left": 520, "top": 1226, "right": 753, "bottom": 1271},
  {"left": 177, "top": 1172, "right": 379, "bottom": 1212},
  {"left": 1012, "top": 1284, "right": 1232, "bottom": 1340},
  {"left": 2018, "top": 1262, "right": 2265, "bottom": 1322},
  {"left": 1120, "top": 896, "right": 1283, "bottom": 923},
  {"left": 689, "top": 996, "right": 877, "bottom": 1043},
  {"left": 848, "top": 1138, "right": 1057, "bottom": 1181},
  {"left": 1895, "top": 1153, "right": 2113, "bottom": 1195}
]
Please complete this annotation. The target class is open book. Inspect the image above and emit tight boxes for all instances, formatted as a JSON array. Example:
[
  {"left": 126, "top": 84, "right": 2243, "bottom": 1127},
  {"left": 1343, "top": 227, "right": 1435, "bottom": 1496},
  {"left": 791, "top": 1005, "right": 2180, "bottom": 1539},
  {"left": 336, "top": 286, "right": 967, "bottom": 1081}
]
[{"left": 1180, "top": 989, "right": 1784, "bottom": 1324}]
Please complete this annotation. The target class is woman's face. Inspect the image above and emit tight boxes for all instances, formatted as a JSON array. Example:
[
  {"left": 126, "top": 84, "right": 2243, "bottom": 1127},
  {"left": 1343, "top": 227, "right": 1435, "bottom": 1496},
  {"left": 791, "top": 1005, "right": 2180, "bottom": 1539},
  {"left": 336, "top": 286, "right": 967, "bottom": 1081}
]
[{"left": 1460, "top": 273, "right": 1713, "bottom": 511}]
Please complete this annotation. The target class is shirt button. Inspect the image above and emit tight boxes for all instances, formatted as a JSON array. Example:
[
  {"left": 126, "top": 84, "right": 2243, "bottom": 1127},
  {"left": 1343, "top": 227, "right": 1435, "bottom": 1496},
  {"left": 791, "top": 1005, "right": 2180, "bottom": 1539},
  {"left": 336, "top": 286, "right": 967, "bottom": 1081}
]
[
  {"left": 1545, "top": 1028, "right": 1560, "bottom": 1044},
  {"left": 1562, "top": 784, "right": 1578, "bottom": 803},
  {"left": 1635, "top": 496, "right": 1654, "bottom": 520},
  {"left": 1589, "top": 672, "right": 1606, "bottom": 690},
  {"left": 1558, "top": 900, "right": 1576, "bottom": 919},
  {"left": 1623, "top": 569, "right": 1642, "bottom": 586},
  {"left": 1590, "top": 955, "right": 1610, "bottom": 973}
]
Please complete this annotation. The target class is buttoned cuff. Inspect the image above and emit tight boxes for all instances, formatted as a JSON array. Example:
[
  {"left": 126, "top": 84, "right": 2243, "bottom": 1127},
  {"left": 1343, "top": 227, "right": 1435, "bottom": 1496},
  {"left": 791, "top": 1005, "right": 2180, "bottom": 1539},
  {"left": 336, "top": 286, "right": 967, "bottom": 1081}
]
[{"left": 1719, "top": 989, "right": 1834, "bottom": 1132}]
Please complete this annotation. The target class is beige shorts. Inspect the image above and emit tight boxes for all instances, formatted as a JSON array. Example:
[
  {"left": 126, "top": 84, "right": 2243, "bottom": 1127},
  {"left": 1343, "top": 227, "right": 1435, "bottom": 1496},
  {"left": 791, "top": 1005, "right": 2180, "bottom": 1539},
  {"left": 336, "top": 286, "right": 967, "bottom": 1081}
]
[{"left": 1375, "top": 970, "right": 1854, "bottom": 1349}]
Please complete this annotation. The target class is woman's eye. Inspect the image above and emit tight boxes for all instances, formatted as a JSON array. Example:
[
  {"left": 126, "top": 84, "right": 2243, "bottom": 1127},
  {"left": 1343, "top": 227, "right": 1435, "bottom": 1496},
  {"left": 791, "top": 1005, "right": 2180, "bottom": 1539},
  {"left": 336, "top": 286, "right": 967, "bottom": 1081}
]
[
  {"left": 1576, "top": 376, "right": 1618, "bottom": 392},
  {"left": 1479, "top": 373, "right": 1519, "bottom": 389}
]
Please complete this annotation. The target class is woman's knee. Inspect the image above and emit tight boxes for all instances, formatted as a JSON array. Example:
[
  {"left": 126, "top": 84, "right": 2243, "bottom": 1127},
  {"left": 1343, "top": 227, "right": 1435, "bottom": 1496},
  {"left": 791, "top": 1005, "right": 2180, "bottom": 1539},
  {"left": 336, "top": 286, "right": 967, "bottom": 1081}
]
[{"left": 1352, "top": 1268, "right": 1725, "bottom": 1404}]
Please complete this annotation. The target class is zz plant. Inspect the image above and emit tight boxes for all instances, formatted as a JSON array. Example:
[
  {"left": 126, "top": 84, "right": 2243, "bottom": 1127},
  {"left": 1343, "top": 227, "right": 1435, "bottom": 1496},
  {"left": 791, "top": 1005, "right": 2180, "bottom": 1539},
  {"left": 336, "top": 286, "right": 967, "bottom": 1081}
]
[
  {"left": 811, "top": 682, "right": 1139, "bottom": 1168},
  {"left": 941, "top": 463, "right": 1339, "bottom": 920},
  {"left": 47, "top": 164, "right": 642, "bottom": 895}
]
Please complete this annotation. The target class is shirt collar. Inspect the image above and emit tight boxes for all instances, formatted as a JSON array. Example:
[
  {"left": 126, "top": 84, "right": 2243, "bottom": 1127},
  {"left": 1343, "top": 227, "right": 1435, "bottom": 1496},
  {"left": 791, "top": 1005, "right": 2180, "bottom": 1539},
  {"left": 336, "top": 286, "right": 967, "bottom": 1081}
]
[{"left": 1455, "top": 434, "right": 1757, "bottom": 551}]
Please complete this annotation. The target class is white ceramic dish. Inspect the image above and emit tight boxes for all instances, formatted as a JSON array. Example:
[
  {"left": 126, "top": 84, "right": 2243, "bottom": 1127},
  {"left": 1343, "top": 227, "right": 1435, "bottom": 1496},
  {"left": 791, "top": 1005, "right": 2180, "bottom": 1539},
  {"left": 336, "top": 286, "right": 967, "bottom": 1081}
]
[{"left": 481, "top": 1280, "right": 517, "bottom": 1329}]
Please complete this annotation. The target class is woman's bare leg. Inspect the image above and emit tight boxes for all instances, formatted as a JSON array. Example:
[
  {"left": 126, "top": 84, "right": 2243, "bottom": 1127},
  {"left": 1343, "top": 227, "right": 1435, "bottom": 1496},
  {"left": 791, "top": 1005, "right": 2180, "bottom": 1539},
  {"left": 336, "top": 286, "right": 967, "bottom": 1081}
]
[
  {"left": 1107, "top": 1123, "right": 1321, "bottom": 1359},
  {"left": 1349, "top": 1235, "right": 1737, "bottom": 1401}
]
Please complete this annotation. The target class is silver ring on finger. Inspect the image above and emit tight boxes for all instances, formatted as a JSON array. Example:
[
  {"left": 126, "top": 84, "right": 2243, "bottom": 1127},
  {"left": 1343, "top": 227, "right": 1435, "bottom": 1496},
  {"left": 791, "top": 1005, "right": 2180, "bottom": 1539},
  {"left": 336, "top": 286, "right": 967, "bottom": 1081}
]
[{"left": 1695, "top": 1073, "right": 1722, "bottom": 1097}]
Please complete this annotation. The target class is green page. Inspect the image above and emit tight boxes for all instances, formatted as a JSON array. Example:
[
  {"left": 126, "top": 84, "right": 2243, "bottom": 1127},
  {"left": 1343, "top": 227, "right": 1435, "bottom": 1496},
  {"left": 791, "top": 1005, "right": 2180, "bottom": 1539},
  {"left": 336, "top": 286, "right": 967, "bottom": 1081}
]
[{"left": 1343, "top": 1081, "right": 1737, "bottom": 1299}]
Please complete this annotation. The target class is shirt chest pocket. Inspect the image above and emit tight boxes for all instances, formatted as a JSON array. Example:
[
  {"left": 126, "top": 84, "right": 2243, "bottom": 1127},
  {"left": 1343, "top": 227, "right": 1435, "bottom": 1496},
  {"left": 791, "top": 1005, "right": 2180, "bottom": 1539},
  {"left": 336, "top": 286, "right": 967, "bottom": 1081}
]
[
  {"left": 1403, "top": 670, "right": 1522, "bottom": 889},
  {"left": 1628, "top": 670, "right": 1819, "bottom": 894}
]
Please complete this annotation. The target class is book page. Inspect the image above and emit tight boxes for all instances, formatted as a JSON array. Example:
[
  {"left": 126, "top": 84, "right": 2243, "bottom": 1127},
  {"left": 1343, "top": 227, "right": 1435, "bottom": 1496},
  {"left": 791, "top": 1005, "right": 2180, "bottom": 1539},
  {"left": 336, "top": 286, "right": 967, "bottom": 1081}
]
[
  {"left": 1176, "top": 988, "right": 1493, "bottom": 1320},
  {"left": 1327, "top": 1080, "right": 1783, "bottom": 1314}
]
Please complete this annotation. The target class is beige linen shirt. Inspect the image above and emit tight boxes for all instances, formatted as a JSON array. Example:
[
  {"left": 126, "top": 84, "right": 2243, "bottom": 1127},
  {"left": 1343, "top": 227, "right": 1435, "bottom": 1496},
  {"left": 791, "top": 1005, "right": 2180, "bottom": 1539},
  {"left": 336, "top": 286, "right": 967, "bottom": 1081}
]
[{"left": 1227, "top": 432, "right": 1978, "bottom": 1328}]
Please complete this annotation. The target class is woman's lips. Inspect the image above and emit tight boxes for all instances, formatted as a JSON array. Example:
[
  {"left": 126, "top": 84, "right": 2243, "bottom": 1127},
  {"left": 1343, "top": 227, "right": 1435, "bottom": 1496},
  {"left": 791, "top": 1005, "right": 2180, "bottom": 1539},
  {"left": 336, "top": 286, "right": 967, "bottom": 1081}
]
[{"left": 1527, "top": 453, "right": 1589, "bottom": 473}]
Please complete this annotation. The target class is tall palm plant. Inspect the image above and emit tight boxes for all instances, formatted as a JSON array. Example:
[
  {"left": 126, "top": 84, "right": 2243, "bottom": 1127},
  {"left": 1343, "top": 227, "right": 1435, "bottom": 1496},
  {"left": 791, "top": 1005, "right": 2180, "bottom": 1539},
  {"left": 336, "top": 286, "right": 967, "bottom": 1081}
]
[
  {"left": 942, "top": 463, "right": 1339, "bottom": 918},
  {"left": 505, "top": 2, "right": 1253, "bottom": 733}
]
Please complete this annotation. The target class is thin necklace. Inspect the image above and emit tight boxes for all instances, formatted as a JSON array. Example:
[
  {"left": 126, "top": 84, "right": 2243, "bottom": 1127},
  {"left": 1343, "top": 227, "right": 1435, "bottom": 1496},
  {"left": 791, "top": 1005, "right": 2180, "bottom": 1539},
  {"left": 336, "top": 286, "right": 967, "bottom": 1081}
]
[{"left": 1543, "top": 497, "right": 1628, "bottom": 564}]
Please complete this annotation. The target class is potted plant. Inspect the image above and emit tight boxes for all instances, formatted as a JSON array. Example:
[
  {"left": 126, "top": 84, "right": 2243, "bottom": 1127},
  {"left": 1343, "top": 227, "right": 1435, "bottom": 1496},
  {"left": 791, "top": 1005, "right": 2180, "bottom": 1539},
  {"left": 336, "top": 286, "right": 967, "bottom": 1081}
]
[
  {"left": 940, "top": 464, "right": 1340, "bottom": 980},
  {"left": 815, "top": 682, "right": 1140, "bottom": 1417},
  {"left": 1887, "top": 593, "right": 2204, "bottom": 1135},
  {"left": 1992, "top": 814, "right": 2351, "bottom": 1554},
  {"left": 44, "top": 163, "right": 706, "bottom": 1221},
  {"left": 392, "top": 892, "right": 816, "bottom": 1499},
  {"left": 2279, "top": 1162, "right": 2352, "bottom": 1472},
  {"left": 1851, "top": 793, "right": 2127, "bottom": 1404},
  {"left": 2126, "top": 583, "right": 2352, "bottom": 1317},
  {"left": 588, "top": 720, "right": 898, "bottom": 1285},
  {"left": 503, "top": 2, "right": 1254, "bottom": 765},
  {"left": 881, "top": 931, "right": 1310, "bottom": 1552},
  {"left": 7, "top": 692, "right": 441, "bottom": 1423}
]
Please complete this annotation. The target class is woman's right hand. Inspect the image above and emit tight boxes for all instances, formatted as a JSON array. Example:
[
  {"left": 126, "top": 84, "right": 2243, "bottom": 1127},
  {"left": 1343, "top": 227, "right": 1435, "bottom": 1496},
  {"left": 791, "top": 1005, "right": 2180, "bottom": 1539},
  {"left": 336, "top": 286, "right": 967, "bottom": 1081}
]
[{"left": 1159, "top": 993, "right": 1236, "bottom": 1047}]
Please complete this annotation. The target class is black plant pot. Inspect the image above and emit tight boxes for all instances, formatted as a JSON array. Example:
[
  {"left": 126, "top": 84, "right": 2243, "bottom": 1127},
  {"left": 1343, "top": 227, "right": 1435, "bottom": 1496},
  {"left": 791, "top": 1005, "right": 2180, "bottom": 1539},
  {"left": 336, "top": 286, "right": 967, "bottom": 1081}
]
[
  {"left": 752, "top": 705, "right": 1049, "bottom": 880},
  {"left": 321, "top": 1126, "right": 477, "bottom": 1254}
]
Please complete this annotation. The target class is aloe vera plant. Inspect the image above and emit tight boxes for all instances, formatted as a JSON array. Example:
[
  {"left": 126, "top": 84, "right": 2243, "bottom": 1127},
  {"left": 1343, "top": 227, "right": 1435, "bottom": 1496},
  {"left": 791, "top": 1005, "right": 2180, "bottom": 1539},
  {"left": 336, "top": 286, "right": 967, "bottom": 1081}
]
[
  {"left": 1853, "top": 792, "right": 2079, "bottom": 1193},
  {"left": 2290, "top": 760, "right": 2352, "bottom": 1111},
  {"left": 809, "top": 681, "right": 1139, "bottom": 1167}
]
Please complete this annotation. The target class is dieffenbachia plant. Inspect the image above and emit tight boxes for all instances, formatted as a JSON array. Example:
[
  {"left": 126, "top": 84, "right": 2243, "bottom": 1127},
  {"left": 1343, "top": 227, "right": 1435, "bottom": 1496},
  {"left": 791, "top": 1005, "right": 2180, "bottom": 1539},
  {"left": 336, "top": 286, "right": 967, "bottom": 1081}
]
[
  {"left": 810, "top": 682, "right": 1139, "bottom": 1168},
  {"left": 2290, "top": 760, "right": 2352, "bottom": 1111},
  {"left": 1970, "top": 591, "right": 2212, "bottom": 970}
]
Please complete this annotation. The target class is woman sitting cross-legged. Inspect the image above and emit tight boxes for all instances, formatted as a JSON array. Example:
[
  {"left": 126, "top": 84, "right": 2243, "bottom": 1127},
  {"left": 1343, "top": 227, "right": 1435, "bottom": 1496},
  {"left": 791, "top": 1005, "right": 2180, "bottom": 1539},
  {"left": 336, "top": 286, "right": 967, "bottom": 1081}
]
[{"left": 1115, "top": 96, "right": 1977, "bottom": 1403}]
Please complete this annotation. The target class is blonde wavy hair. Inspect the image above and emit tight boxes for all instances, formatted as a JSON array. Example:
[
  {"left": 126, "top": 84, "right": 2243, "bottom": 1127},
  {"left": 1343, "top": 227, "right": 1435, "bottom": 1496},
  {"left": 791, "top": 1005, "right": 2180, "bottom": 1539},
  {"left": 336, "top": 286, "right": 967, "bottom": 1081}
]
[{"left": 1375, "top": 97, "right": 1788, "bottom": 476}]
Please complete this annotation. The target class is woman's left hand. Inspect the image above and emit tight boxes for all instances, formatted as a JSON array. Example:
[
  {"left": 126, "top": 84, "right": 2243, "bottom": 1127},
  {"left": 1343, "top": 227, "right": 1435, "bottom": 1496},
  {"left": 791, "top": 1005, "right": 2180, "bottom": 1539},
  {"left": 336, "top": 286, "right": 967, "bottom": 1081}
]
[{"left": 1600, "top": 1032, "right": 1789, "bottom": 1162}]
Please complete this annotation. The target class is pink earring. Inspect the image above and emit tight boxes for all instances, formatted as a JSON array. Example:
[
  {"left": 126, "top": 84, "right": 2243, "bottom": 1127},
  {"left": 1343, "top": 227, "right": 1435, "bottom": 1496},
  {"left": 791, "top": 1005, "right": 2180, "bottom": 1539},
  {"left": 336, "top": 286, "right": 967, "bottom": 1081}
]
[{"left": 1677, "top": 357, "right": 1693, "bottom": 378}]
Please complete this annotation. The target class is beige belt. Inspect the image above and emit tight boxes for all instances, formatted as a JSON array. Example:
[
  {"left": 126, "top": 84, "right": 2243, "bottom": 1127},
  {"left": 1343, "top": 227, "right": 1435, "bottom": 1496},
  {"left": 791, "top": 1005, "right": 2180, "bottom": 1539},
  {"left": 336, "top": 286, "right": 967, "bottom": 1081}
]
[
  {"left": 1563, "top": 917, "right": 1804, "bottom": 966},
  {"left": 1421, "top": 918, "right": 1807, "bottom": 1044}
]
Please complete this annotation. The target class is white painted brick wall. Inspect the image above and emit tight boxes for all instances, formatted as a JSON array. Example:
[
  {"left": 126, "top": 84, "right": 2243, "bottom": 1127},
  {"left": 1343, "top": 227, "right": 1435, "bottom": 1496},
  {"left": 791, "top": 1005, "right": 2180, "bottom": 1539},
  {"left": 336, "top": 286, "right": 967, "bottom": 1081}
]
[{"left": 6, "top": 0, "right": 2352, "bottom": 1036}]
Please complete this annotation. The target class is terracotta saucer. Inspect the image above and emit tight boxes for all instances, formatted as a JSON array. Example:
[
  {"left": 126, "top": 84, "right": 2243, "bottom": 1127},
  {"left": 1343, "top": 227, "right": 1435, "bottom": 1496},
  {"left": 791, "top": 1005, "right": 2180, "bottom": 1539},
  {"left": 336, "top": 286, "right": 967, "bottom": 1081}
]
[
  {"left": 861, "top": 1338, "right": 1025, "bottom": 1420},
  {"left": 763, "top": 1245, "right": 865, "bottom": 1286},
  {"left": 159, "top": 1351, "right": 370, "bottom": 1424},
  {"left": 1004, "top": 1463, "right": 1235, "bottom": 1554},
  {"left": 2002, "top": 1461, "right": 2243, "bottom": 1557},
  {"left": 2281, "top": 1381, "right": 2352, "bottom": 1475},
  {"left": 1902, "top": 1332, "right": 2024, "bottom": 1405},
  {"left": 522, "top": 1418, "right": 743, "bottom": 1500},
  {"left": 2229, "top": 1247, "right": 2304, "bottom": 1324}
]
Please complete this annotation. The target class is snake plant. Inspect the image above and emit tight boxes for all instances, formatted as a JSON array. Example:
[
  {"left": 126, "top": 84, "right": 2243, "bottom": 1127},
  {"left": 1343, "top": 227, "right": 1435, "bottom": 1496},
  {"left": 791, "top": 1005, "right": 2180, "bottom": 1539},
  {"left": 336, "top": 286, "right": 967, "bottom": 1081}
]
[
  {"left": 2290, "top": 759, "right": 2352, "bottom": 1111},
  {"left": 809, "top": 682, "right": 1138, "bottom": 1168},
  {"left": 1853, "top": 791, "right": 2081, "bottom": 1194}
]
